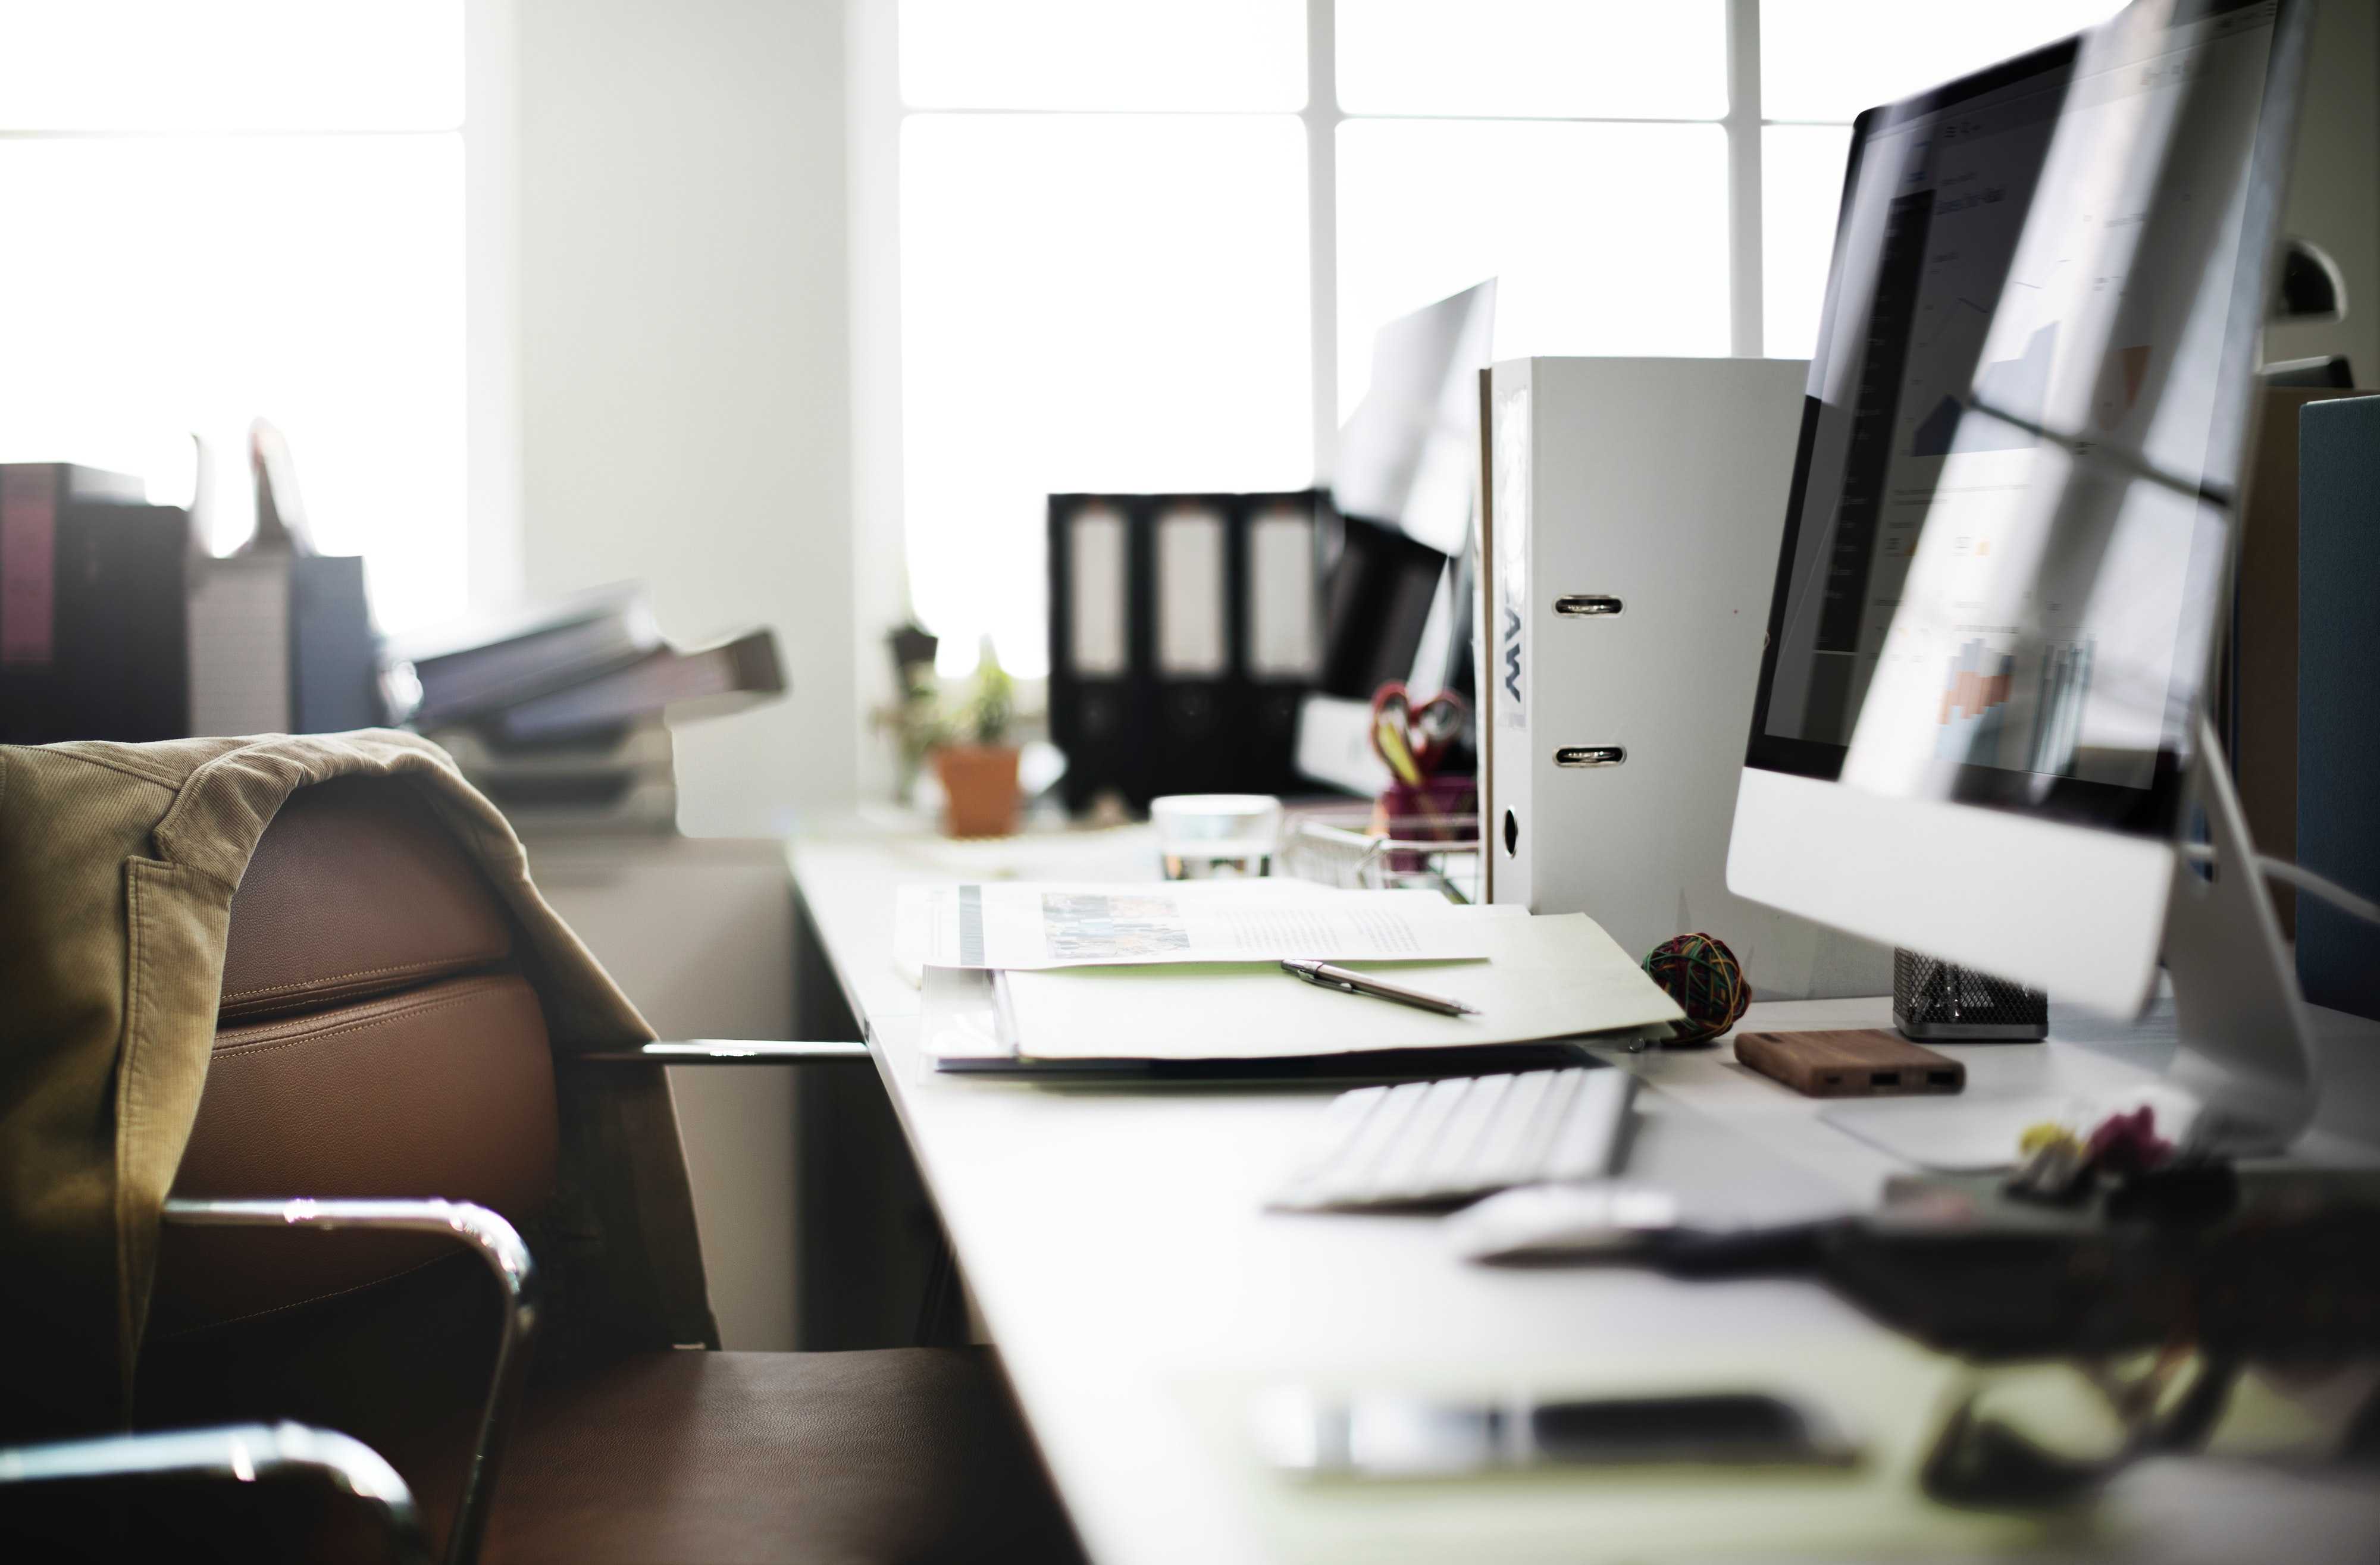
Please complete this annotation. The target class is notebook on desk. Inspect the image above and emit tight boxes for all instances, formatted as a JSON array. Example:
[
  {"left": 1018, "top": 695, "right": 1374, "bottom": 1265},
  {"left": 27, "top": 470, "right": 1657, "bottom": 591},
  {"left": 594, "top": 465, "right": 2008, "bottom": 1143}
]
[{"left": 917, "top": 911, "right": 1683, "bottom": 1076}]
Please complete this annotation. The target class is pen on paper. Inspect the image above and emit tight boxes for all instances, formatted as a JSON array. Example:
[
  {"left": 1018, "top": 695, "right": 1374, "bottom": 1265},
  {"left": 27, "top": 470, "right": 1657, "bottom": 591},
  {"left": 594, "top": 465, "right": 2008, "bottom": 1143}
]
[{"left": 1279, "top": 959, "right": 1479, "bottom": 1017}]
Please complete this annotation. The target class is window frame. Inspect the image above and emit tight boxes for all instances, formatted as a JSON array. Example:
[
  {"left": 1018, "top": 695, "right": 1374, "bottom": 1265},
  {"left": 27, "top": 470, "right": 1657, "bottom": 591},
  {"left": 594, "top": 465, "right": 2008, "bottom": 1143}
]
[
  {"left": 846, "top": 0, "right": 1874, "bottom": 744},
  {"left": 878, "top": 1, "right": 1800, "bottom": 492}
]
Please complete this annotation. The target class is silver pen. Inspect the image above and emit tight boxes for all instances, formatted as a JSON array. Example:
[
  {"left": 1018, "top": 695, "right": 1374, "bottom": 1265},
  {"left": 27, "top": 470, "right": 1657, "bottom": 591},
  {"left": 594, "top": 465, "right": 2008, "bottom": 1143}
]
[{"left": 1279, "top": 959, "right": 1479, "bottom": 1017}]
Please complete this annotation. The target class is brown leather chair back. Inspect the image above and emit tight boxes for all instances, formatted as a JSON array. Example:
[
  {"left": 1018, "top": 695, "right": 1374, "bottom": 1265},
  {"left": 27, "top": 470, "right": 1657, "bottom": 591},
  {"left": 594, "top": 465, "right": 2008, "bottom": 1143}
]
[{"left": 147, "top": 776, "right": 562, "bottom": 1339}]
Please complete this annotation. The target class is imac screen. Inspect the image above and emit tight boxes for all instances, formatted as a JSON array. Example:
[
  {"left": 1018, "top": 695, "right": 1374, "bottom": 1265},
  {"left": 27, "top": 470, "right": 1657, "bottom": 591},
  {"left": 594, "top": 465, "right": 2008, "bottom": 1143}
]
[{"left": 1746, "top": 0, "right": 2297, "bottom": 835}]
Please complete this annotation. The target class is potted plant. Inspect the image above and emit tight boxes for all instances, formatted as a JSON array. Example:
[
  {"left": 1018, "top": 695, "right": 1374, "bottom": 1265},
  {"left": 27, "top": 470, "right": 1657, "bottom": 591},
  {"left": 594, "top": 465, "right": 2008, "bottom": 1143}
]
[{"left": 933, "top": 638, "right": 1020, "bottom": 838}]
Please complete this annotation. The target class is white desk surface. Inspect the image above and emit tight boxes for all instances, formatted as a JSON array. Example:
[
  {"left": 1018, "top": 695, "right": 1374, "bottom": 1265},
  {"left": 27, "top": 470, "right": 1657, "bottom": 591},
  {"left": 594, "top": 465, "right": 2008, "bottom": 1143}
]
[{"left": 787, "top": 813, "right": 2380, "bottom": 1565}]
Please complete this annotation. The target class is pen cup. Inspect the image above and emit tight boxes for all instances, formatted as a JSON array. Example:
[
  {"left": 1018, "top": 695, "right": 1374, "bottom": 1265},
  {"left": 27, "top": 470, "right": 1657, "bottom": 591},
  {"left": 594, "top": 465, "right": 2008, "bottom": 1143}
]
[
  {"left": 1376, "top": 776, "right": 1477, "bottom": 870},
  {"left": 1151, "top": 794, "right": 1283, "bottom": 880}
]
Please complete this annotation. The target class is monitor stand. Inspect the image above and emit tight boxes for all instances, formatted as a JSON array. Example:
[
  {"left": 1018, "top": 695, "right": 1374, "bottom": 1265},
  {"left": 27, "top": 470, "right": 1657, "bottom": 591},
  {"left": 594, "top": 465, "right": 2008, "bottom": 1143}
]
[
  {"left": 2161, "top": 712, "right": 2320, "bottom": 1153},
  {"left": 1822, "top": 714, "right": 2328, "bottom": 1173}
]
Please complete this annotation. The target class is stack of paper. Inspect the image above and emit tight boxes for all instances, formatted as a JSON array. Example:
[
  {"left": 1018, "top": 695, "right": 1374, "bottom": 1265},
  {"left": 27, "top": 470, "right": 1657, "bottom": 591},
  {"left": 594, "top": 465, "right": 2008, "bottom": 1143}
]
[
  {"left": 895, "top": 880, "right": 1489, "bottom": 973},
  {"left": 903, "top": 882, "right": 1684, "bottom": 1072}
]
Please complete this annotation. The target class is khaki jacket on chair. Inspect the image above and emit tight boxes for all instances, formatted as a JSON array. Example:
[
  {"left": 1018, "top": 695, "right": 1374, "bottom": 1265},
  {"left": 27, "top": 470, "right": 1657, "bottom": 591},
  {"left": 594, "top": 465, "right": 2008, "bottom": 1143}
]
[{"left": 1, "top": 731, "right": 716, "bottom": 1439}]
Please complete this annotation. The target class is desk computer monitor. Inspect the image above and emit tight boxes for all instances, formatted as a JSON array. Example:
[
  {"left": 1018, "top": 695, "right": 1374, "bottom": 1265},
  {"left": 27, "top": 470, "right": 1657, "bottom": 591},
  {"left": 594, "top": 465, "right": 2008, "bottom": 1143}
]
[
  {"left": 1728, "top": 2, "right": 2313, "bottom": 1131},
  {"left": 1299, "top": 281, "right": 1498, "bottom": 791}
]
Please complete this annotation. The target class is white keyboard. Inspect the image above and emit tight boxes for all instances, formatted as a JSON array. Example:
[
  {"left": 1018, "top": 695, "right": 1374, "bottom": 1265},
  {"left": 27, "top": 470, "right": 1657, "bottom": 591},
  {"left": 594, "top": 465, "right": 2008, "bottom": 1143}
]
[{"left": 1270, "top": 1068, "right": 1637, "bottom": 1212}]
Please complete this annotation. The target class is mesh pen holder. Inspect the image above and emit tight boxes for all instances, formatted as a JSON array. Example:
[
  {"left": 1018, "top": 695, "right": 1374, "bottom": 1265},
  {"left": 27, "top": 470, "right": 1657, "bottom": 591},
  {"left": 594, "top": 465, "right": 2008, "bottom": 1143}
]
[
  {"left": 1279, "top": 806, "right": 1480, "bottom": 903},
  {"left": 1894, "top": 949, "right": 2047, "bottom": 1042}
]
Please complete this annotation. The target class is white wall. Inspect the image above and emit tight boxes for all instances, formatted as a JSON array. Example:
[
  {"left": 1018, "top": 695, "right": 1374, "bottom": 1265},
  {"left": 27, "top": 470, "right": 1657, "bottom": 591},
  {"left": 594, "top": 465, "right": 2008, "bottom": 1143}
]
[
  {"left": 528, "top": 836, "right": 800, "bottom": 1352},
  {"left": 512, "top": 0, "right": 858, "bottom": 833}
]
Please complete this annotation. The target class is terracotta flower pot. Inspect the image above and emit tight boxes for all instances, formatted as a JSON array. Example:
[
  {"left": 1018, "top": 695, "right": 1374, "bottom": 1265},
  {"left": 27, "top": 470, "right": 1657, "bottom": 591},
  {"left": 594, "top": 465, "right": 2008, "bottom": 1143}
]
[{"left": 934, "top": 743, "right": 1021, "bottom": 838}]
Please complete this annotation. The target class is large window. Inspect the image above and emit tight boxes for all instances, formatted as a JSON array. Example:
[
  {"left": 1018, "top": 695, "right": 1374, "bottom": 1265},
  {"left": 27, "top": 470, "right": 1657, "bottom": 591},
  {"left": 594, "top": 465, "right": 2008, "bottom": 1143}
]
[
  {"left": 895, "top": 0, "right": 2121, "bottom": 675},
  {"left": 1762, "top": 1, "right": 2135, "bottom": 358},
  {"left": 0, "top": 1, "right": 466, "bottom": 632}
]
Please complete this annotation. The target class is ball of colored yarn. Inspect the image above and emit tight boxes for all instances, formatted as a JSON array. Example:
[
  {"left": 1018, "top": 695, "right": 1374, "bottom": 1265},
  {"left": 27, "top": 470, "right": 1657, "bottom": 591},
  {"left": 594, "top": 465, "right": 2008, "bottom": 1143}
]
[{"left": 1642, "top": 932, "right": 1752, "bottom": 1046}]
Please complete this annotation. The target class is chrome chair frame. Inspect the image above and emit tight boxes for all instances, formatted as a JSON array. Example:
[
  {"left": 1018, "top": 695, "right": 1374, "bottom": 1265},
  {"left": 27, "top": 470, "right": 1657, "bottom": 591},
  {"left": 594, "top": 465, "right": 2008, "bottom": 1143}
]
[
  {"left": 156, "top": 1197, "right": 537, "bottom": 1565},
  {"left": 575, "top": 1038, "right": 873, "bottom": 1065},
  {"left": 0, "top": 1419, "right": 432, "bottom": 1564},
  {"left": 4, "top": 1048, "right": 862, "bottom": 1565}
]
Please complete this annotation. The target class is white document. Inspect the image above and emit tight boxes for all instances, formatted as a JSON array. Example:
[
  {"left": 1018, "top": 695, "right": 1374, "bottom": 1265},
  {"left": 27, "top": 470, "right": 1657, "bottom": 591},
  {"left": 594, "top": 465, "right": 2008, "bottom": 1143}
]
[
  {"left": 898, "top": 882, "right": 1490, "bottom": 971},
  {"left": 994, "top": 913, "right": 1684, "bottom": 1062},
  {"left": 920, "top": 965, "right": 1013, "bottom": 1063}
]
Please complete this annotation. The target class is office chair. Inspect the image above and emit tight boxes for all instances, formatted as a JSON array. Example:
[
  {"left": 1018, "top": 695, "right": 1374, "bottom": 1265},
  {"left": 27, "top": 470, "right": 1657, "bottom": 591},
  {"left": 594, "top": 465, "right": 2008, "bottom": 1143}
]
[{"left": 2, "top": 773, "right": 1081, "bottom": 1564}]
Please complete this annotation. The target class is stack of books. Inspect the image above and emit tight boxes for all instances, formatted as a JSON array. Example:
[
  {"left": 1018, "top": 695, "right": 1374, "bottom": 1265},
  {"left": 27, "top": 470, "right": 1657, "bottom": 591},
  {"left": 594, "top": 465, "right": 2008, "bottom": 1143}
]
[
  {"left": 3, "top": 452, "right": 387, "bottom": 745},
  {"left": 2, "top": 463, "right": 193, "bottom": 743},
  {"left": 384, "top": 584, "right": 785, "bottom": 833}
]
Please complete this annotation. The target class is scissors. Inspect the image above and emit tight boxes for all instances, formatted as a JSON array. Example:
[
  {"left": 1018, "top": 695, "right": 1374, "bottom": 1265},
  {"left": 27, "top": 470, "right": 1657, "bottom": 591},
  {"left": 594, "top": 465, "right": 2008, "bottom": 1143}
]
[{"left": 1370, "top": 683, "right": 1467, "bottom": 785}]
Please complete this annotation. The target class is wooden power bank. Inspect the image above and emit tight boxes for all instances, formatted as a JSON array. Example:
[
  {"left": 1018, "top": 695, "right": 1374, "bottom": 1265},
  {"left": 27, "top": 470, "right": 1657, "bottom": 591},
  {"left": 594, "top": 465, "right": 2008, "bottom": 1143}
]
[{"left": 1734, "top": 1029, "right": 1965, "bottom": 1099}]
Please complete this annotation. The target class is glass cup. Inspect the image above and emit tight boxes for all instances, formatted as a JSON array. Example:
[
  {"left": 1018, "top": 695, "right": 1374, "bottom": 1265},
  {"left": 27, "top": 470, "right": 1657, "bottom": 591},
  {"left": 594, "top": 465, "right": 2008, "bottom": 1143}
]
[{"left": 1150, "top": 794, "right": 1283, "bottom": 880}]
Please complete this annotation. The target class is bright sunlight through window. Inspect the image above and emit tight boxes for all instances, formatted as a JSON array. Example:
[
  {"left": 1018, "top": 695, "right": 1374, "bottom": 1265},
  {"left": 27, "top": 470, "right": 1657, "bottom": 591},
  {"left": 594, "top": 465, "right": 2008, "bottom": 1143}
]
[
  {"left": 0, "top": 1, "right": 466, "bottom": 633},
  {"left": 892, "top": 0, "right": 2134, "bottom": 675}
]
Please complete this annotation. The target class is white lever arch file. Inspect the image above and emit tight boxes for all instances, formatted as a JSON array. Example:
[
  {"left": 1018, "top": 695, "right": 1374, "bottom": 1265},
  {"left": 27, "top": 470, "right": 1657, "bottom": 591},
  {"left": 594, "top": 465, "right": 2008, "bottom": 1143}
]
[{"left": 1477, "top": 357, "right": 1891, "bottom": 1001}]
